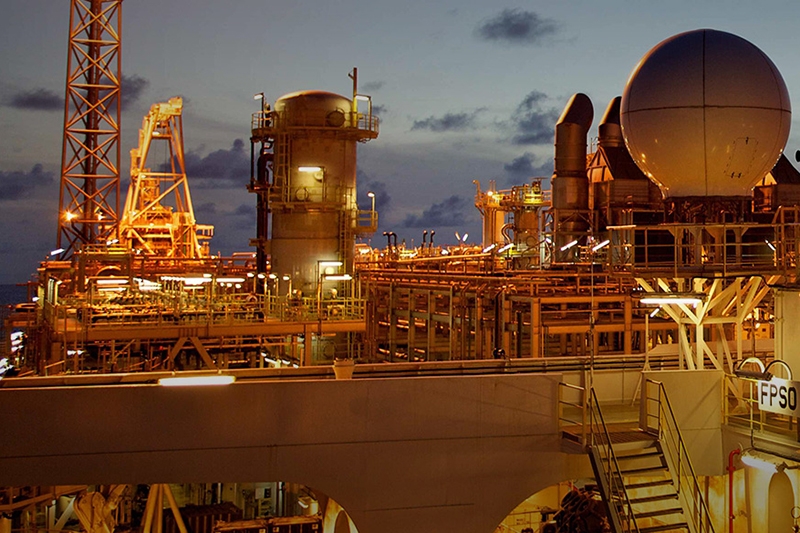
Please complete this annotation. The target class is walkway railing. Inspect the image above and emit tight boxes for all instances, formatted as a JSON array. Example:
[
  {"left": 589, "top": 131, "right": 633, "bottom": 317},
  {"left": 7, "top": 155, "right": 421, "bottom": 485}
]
[
  {"left": 586, "top": 387, "right": 641, "bottom": 533},
  {"left": 643, "top": 379, "right": 715, "bottom": 533},
  {"left": 723, "top": 373, "right": 798, "bottom": 441}
]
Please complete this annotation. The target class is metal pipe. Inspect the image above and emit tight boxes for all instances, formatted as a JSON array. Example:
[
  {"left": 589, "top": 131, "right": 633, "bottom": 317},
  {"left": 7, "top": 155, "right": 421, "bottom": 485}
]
[{"left": 728, "top": 447, "right": 741, "bottom": 533}]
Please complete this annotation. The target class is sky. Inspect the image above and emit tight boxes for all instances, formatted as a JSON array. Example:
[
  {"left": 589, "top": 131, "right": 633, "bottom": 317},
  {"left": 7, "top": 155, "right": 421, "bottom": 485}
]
[{"left": 2, "top": 1, "right": 800, "bottom": 283}]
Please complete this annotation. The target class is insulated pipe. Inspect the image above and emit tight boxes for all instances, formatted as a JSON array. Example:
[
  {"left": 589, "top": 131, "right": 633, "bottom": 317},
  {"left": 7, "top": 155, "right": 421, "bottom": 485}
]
[
  {"left": 728, "top": 447, "right": 741, "bottom": 533},
  {"left": 598, "top": 97, "right": 623, "bottom": 148}
]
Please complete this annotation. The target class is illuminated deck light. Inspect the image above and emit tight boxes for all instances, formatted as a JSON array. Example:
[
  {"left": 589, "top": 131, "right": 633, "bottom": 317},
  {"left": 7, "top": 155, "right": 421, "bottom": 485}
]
[
  {"left": 96, "top": 278, "right": 129, "bottom": 285},
  {"left": 497, "top": 243, "right": 513, "bottom": 254},
  {"left": 591, "top": 239, "right": 610, "bottom": 252},
  {"left": 639, "top": 296, "right": 702, "bottom": 306},
  {"left": 324, "top": 274, "right": 353, "bottom": 281},
  {"left": 560, "top": 239, "right": 579, "bottom": 252},
  {"left": 298, "top": 166, "right": 322, "bottom": 172},
  {"left": 159, "top": 375, "right": 236, "bottom": 387}
]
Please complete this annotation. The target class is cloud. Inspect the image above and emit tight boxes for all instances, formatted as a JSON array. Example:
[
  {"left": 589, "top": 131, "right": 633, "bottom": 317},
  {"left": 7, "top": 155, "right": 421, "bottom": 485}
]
[
  {"left": 503, "top": 152, "right": 552, "bottom": 183},
  {"left": 183, "top": 139, "right": 250, "bottom": 188},
  {"left": 372, "top": 104, "right": 387, "bottom": 116},
  {"left": 361, "top": 81, "right": 385, "bottom": 92},
  {"left": 195, "top": 202, "right": 217, "bottom": 216},
  {"left": 411, "top": 110, "right": 483, "bottom": 132},
  {"left": 4, "top": 73, "right": 148, "bottom": 113},
  {"left": 0, "top": 164, "right": 56, "bottom": 200},
  {"left": 476, "top": 9, "right": 560, "bottom": 45},
  {"left": 401, "top": 195, "right": 472, "bottom": 228},
  {"left": 357, "top": 171, "right": 391, "bottom": 213},
  {"left": 511, "top": 91, "right": 558, "bottom": 145},
  {"left": 121, "top": 74, "right": 149, "bottom": 110},
  {"left": 233, "top": 203, "right": 255, "bottom": 216},
  {"left": 6, "top": 88, "right": 63, "bottom": 111}
]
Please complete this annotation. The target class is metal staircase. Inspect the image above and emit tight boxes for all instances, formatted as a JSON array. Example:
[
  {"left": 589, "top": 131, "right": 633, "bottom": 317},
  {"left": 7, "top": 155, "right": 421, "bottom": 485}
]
[{"left": 561, "top": 380, "right": 715, "bottom": 533}]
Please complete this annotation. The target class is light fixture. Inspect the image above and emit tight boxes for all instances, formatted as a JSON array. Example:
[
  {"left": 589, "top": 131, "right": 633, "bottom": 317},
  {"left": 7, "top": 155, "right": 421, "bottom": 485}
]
[
  {"left": 592, "top": 239, "right": 610, "bottom": 252},
  {"left": 497, "top": 243, "right": 513, "bottom": 254},
  {"left": 257, "top": 273, "right": 266, "bottom": 279},
  {"left": 298, "top": 166, "right": 322, "bottom": 172},
  {"left": 216, "top": 277, "right": 245, "bottom": 283},
  {"left": 269, "top": 273, "right": 278, "bottom": 280},
  {"left": 324, "top": 274, "right": 353, "bottom": 281},
  {"left": 461, "top": 233, "right": 469, "bottom": 243},
  {"left": 96, "top": 278, "right": 129, "bottom": 285},
  {"left": 253, "top": 92, "right": 264, "bottom": 100},
  {"left": 159, "top": 375, "right": 236, "bottom": 387},
  {"left": 482, "top": 243, "right": 497, "bottom": 253},
  {"left": 639, "top": 296, "right": 703, "bottom": 306},
  {"left": 319, "top": 261, "right": 343, "bottom": 268},
  {"left": 560, "top": 239, "right": 579, "bottom": 252},
  {"left": 50, "top": 248, "right": 65, "bottom": 256},
  {"left": 765, "top": 239, "right": 776, "bottom": 252},
  {"left": 282, "top": 275, "right": 291, "bottom": 281},
  {"left": 64, "top": 211, "right": 77, "bottom": 222},
  {"left": 367, "top": 191, "right": 375, "bottom": 198},
  {"left": 649, "top": 307, "right": 661, "bottom": 317},
  {"left": 355, "top": 95, "right": 371, "bottom": 101}
]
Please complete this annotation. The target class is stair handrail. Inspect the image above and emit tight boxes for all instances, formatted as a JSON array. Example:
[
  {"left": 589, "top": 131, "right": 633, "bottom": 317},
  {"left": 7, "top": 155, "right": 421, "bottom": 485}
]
[
  {"left": 643, "top": 379, "right": 715, "bottom": 533},
  {"left": 588, "top": 387, "right": 641, "bottom": 533}
]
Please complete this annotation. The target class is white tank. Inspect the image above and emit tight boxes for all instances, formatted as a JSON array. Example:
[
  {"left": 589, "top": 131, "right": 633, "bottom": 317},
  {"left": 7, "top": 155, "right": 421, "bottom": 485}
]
[{"left": 620, "top": 29, "right": 791, "bottom": 198}]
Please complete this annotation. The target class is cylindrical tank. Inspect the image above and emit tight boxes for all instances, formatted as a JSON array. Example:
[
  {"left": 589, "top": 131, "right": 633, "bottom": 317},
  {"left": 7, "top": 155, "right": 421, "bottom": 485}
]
[
  {"left": 621, "top": 29, "right": 791, "bottom": 198},
  {"left": 270, "top": 91, "right": 359, "bottom": 295}
]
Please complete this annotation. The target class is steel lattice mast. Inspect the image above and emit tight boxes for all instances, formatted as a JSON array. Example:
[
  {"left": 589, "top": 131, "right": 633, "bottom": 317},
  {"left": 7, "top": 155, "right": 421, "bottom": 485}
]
[{"left": 57, "top": 0, "right": 122, "bottom": 256}]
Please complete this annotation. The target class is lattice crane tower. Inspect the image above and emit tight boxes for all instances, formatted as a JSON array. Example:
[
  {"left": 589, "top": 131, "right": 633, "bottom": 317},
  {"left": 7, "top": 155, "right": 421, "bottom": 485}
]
[
  {"left": 120, "top": 97, "right": 213, "bottom": 258},
  {"left": 57, "top": 0, "right": 122, "bottom": 256}
]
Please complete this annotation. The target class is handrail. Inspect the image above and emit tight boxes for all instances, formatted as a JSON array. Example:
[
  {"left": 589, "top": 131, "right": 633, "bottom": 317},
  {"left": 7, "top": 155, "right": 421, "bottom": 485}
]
[
  {"left": 644, "top": 379, "right": 715, "bottom": 533},
  {"left": 587, "top": 387, "right": 641, "bottom": 533},
  {"left": 557, "top": 382, "right": 587, "bottom": 445}
]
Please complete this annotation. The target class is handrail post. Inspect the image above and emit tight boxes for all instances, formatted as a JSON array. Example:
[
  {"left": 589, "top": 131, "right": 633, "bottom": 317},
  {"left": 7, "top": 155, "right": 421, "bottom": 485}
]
[{"left": 581, "top": 386, "right": 588, "bottom": 447}]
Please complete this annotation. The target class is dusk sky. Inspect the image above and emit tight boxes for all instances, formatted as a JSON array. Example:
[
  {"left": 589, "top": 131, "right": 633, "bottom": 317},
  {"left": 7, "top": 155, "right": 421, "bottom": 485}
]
[{"left": 2, "top": 1, "right": 800, "bottom": 283}]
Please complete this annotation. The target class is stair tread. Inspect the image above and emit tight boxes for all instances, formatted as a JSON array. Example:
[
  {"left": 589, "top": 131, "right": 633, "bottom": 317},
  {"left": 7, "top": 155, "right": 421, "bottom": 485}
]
[
  {"left": 634, "top": 507, "right": 684, "bottom": 519},
  {"left": 626, "top": 479, "right": 674, "bottom": 489},
  {"left": 613, "top": 450, "right": 663, "bottom": 460},
  {"left": 620, "top": 465, "right": 668, "bottom": 474},
  {"left": 639, "top": 523, "right": 689, "bottom": 533},
  {"left": 630, "top": 493, "right": 679, "bottom": 504}
]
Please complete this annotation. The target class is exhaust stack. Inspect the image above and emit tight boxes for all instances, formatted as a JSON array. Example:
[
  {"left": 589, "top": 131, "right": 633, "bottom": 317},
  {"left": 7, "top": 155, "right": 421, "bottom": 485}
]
[{"left": 552, "top": 93, "right": 593, "bottom": 261}]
